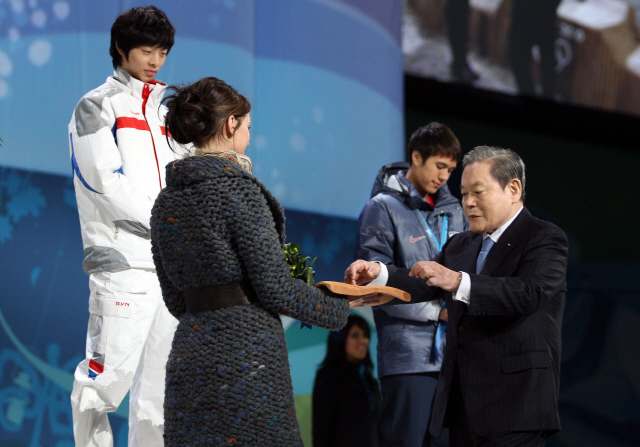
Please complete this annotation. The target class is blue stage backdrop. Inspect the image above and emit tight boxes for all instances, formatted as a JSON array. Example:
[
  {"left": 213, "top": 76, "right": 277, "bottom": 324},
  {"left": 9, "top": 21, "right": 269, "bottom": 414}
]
[{"left": 0, "top": 1, "right": 403, "bottom": 445}]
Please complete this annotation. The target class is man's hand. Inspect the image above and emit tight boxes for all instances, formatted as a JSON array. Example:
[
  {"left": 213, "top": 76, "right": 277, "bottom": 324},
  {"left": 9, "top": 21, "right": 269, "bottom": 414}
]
[
  {"left": 409, "top": 261, "right": 461, "bottom": 292},
  {"left": 439, "top": 306, "right": 448, "bottom": 322},
  {"left": 344, "top": 260, "right": 381, "bottom": 285}
]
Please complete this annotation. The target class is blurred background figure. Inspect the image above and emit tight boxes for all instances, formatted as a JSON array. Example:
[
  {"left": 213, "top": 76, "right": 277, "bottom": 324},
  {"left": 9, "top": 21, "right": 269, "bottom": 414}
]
[
  {"left": 509, "top": 0, "right": 562, "bottom": 97},
  {"left": 312, "top": 315, "right": 382, "bottom": 447},
  {"left": 445, "top": 0, "right": 479, "bottom": 83}
]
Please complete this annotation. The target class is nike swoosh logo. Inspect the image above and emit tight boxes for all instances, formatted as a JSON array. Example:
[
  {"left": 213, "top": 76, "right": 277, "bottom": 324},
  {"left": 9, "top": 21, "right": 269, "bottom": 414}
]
[{"left": 410, "top": 236, "right": 427, "bottom": 243}]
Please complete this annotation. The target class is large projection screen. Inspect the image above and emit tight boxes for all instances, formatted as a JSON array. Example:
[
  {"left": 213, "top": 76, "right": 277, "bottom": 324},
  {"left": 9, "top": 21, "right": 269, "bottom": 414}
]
[{"left": 403, "top": 0, "right": 640, "bottom": 117}]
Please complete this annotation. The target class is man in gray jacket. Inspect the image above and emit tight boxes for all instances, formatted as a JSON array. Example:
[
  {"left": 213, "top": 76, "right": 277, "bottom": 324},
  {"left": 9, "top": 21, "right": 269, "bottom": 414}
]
[{"left": 355, "top": 122, "right": 468, "bottom": 446}]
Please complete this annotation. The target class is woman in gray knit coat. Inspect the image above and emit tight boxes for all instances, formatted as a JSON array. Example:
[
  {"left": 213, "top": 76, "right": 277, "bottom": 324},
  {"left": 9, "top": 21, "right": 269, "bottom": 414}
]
[{"left": 150, "top": 77, "right": 352, "bottom": 446}]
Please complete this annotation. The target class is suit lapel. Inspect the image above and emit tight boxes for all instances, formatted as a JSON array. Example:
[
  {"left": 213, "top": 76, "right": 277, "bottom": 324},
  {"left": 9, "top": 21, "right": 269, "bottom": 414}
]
[
  {"left": 481, "top": 207, "right": 531, "bottom": 276},
  {"left": 465, "top": 234, "right": 483, "bottom": 273}
]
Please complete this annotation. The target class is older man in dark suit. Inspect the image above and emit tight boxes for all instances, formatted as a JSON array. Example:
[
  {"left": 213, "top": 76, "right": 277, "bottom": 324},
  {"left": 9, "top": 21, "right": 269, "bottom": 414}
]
[{"left": 346, "top": 146, "right": 568, "bottom": 447}]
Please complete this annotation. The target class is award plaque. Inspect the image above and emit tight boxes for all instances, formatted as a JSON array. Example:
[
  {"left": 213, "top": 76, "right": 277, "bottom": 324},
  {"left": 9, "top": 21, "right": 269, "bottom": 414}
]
[{"left": 314, "top": 281, "right": 411, "bottom": 307}]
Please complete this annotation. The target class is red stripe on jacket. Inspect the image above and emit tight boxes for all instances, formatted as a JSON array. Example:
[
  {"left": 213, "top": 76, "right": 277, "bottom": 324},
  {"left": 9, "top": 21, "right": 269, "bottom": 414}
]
[
  {"left": 116, "top": 117, "right": 169, "bottom": 138},
  {"left": 89, "top": 359, "right": 104, "bottom": 374},
  {"left": 142, "top": 83, "right": 163, "bottom": 190},
  {"left": 116, "top": 117, "right": 150, "bottom": 131},
  {"left": 112, "top": 84, "right": 165, "bottom": 190}
]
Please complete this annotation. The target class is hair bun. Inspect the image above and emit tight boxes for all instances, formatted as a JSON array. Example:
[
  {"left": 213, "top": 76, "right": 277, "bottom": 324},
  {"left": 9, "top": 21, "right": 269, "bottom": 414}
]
[{"left": 163, "top": 78, "right": 251, "bottom": 149}]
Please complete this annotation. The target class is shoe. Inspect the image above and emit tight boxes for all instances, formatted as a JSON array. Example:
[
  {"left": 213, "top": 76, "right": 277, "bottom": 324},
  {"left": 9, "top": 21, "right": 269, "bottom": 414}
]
[{"left": 451, "top": 63, "right": 480, "bottom": 84}]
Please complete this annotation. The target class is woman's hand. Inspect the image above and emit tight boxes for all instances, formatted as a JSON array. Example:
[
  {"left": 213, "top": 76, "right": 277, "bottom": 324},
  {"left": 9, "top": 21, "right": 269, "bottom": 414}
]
[{"left": 347, "top": 293, "right": 386, "bottom": 308}]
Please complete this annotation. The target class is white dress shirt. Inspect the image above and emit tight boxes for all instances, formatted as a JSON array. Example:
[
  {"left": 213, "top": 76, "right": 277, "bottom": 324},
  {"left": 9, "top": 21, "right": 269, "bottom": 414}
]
[
  {"left": 369, "top": 206, "right": 524, "bottom": 305},
  {"left": 454, "top": 206, "right": 523, "bottom": 303}
]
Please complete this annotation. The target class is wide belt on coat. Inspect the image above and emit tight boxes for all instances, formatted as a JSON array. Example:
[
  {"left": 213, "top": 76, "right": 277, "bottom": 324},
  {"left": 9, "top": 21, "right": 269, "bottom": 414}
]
[{"left": 182, "top": 281, "right": 258, "bottom": 313}]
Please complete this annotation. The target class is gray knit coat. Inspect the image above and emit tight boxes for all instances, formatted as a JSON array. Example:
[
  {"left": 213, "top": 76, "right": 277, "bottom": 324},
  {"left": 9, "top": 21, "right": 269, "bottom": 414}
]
[{"left": 150, "top": 155, "right": 350, "bottom": 446}]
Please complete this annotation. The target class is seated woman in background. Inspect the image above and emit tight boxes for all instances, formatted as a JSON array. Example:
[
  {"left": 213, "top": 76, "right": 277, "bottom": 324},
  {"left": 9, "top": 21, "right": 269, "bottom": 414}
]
[
  {"left": 150, "top": 77, "right": 354, "bottom": 447},
  {"left": 312, "top": 314, "right": 382, "bottom": 447}
]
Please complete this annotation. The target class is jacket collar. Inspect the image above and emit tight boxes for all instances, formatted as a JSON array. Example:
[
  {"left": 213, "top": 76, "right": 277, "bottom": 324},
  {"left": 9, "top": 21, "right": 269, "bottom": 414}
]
[
  {"left": 478, "top": 206, "right": 531, "bottom": 275},
  {"left": 377, "top": 168, "right": 457, "bottom": 211},
  {"left": 110, "top": 67, "right": 167, "bottom": 104}
]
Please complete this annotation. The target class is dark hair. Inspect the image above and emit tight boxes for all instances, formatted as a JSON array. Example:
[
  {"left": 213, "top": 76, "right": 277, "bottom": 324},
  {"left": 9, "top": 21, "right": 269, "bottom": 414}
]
[
  {"left": 407, "top": 122, "right": 461, "bottom": 165},
  {"left": 462, "top": 145, "right": 526, "bottom": 202},
  {"left": 110, "top": 6, "right": 175, "bottom": 69},
  {"left": 320, "top": 315, "right": 374, "bottom": 371},
  {"left": 163, "top": 77, "right": 251, "bottom": 149},
  {"left": 318, "top": 315, "right": 379, "bottom": 396}
]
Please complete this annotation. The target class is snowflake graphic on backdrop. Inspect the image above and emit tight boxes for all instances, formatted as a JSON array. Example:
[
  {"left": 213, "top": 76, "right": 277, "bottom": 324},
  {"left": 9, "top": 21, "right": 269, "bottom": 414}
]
[
  {"left": 0, "top": 168, "right": 46, "bottom": 243},
  {"left": 0, "top": 0, "right": 72, "bottom": 98}
]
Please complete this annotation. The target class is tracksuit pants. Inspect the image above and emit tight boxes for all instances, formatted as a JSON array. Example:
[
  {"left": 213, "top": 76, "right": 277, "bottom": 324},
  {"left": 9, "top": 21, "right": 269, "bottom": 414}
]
[{"left": 70, "top": 269, "right": 177, "bottom": 447}]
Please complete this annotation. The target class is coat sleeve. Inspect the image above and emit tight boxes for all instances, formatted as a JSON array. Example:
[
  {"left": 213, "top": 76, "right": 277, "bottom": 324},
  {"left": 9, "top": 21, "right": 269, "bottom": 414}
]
[
  {"left": 230, "top": 180, "right": 350, "bottom": 330},
  {"left": 69, "top": 94, "right": 156, "bottom": 236},
  {"left": 356, "top": 198, "right": 442, "bottom": 321},
  {"left": 386, "top": 266, "right": 444, "bottom": 304},
  {"left": 468, "top": 224, "right": 568, "bottom": 316},
  {"left": 312, "top": 368, "right": 338, "bottom": 447},
  {"left": 386, "top": 251, "right": 446, "bottom": 305}
]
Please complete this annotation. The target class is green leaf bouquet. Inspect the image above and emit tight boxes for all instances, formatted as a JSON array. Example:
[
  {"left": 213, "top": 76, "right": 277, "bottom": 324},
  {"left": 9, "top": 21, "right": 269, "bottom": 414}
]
[{"left": 284, "top": 242, "right": 317, "bottom": 286}]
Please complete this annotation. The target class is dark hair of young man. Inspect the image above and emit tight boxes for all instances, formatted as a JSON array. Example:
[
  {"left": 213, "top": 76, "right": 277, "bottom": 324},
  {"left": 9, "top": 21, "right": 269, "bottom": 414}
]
[
  {"left": 109, "top": 5, "right": 176, "bottom": 69},
  {"left": 407, "top": 122, "right": 462, "bottom": 165}
]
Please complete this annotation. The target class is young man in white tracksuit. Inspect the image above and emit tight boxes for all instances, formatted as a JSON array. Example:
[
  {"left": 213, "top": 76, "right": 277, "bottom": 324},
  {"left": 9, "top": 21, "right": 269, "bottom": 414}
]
[{"left": 68, "top": 6, "right": 179, "bottom": 446}]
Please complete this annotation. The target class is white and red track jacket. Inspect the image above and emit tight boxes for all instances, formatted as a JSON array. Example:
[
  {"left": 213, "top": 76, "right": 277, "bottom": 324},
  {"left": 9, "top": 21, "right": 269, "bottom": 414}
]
[{"left": 69, "top": 67, "right": 178, "bottom": 274}]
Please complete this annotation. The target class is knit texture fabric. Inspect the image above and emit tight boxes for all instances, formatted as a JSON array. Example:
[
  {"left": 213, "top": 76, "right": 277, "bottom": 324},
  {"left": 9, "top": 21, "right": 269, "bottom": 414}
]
[{"left": 151, "top": 155, "right": 350, "bottom": 446}]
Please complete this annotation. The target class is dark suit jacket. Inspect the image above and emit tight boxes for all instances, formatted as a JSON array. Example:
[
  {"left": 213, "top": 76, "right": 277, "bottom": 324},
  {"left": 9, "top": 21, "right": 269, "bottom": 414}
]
[{"left": 386, "top": 207, "right": 568, "bottom": 437}]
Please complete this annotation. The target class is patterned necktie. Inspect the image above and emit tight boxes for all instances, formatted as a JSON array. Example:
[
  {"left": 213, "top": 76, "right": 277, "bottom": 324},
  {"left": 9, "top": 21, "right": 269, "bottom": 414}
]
[{"left": 476, "top": 236, "right": 495, "bottom": 274}]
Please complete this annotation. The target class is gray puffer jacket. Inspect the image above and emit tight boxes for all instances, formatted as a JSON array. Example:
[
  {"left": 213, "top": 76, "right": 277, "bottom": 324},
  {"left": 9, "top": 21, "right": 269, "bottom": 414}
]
[{"left": 355, "top": 162, "right": 468, "bottom": 377}]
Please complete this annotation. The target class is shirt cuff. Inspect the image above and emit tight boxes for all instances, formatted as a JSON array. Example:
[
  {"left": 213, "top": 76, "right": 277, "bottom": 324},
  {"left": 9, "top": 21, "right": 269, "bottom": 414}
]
[
  {"left": 453, "top": 272, "right": 470, "bottom": 304},
  {"left": 367, "top": 262, "right": 389, "bottom": 286},
  {"left": 424, "top": 301, "right": 443, "bottom": 321}
]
